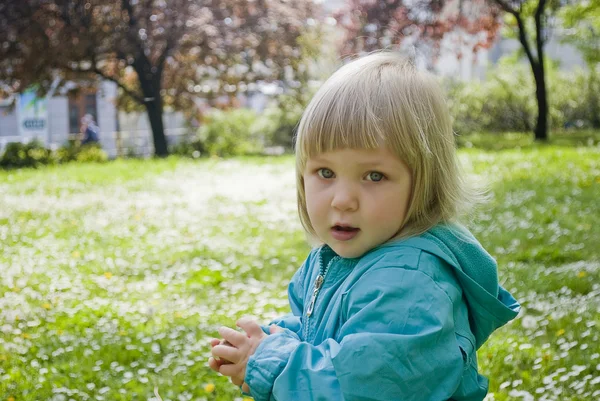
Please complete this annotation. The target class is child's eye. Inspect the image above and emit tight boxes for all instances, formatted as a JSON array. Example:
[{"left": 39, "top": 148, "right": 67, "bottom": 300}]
[
  {"left": 366, "top": 171, "right": 385, "bottom": 182},
  {"left": 317, "top": 168, "right": 335, "bottom": 179}
]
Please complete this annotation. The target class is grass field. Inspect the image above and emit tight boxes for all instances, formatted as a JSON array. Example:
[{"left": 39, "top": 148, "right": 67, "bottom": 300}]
[{"left": 1, "top": 136, "right": 599, "bottom": 400}]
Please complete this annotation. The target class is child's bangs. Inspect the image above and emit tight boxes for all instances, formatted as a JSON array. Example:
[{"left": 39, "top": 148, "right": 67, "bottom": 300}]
[{"left": 297, "top": 81, "right": 385, "bottom": 161}]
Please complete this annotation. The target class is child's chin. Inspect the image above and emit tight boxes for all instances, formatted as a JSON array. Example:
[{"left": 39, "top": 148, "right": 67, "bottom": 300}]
[{"left": 331, "top": 245, "right": 366, "bottom": 259}]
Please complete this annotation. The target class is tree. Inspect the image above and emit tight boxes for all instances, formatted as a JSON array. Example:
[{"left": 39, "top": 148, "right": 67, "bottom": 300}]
[
  {"left": 336, "top": 0, "right": 588, "bottom": 141},
  {"left": 0, "top": 0, "right": 320, "bottom": 156},
  {"left": 490, "top": 0, "right": 554, "bottom": 141}
]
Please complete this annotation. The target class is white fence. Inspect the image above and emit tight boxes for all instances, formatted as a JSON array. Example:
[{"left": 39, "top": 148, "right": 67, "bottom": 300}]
[{"left": 110, "top": 128, "right": 191, "bottom": 157}]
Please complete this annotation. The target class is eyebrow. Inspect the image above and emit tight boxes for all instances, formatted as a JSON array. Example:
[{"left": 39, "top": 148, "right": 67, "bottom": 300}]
[
  {"left": 353, "top": 161, "right": 387, "bottom": 168},
  {"left": 308, "top": 157, "right": 387, "bottom": 169}
]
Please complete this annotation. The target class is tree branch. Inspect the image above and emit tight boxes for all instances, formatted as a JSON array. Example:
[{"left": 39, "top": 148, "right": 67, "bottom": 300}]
[
  {"left": 494, "top": 0, "right": 518, "bottom": 16},
  {"left": 156, "top": 35, "right": 175, "bottom": 72},
  {"left": 494, "top": 0, "right": 538, "bottom": 66},
  {"left": 155, "top": 2, "right": 186, "bottom": 73},
  {"left": 93, "top": 67, "right": 145, "bottom": 104},
  {"left": 56, "top": 61, "right": 144, "bottom": 104},
  {"left": 121, "top": 0, "right": 137, "bottom": 28},
  {"left": 514, "top": 12, "right": 538, "bottom": 67}
]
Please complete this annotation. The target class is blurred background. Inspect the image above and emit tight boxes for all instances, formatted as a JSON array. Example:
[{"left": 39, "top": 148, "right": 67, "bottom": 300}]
[
  {"left": 0, "top": 0, "right": 598, "bottom": 160},
  {"left": 0, "top": 1, "right": 599, "bottom": 401}
]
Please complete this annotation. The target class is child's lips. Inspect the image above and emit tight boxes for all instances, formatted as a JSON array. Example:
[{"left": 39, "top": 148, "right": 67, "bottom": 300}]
[{"left": 331, "top": 226, "right": 360, "bottom": 241}]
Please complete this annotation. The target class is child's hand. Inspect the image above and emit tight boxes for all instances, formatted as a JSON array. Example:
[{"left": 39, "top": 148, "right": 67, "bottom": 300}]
[
  {"left": 208, "top": 338, "right": 234, "bottom": 372},
  {"left": 211, "top": 317, "right": 284, "bottom": 393}
]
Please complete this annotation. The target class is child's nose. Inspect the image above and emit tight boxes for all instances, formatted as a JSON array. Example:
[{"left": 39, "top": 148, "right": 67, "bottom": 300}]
[{"left": 330, "top": 184, "right": 358, "bottom": 212}]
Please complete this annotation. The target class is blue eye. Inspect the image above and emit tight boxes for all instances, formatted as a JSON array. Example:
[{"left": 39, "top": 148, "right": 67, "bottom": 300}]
[
  {"left": 367, "top": 172, "right": 384, "bottom": 182},
  {"left": 318, "top": 168, "right": 334, "bottom": 179}
]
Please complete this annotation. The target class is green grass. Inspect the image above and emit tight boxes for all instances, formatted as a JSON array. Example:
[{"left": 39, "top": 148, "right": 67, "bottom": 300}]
[
  {"left": 1, "top": 135, "right": 599, "bottom": 400},
  {"left": 455, "top": 129, "right": 600, "bottom": 150}
]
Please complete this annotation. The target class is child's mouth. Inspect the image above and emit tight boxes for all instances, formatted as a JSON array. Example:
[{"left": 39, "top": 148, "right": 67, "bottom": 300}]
[{"left": 331, "top": 225, "right": 360, "bottom": 241}]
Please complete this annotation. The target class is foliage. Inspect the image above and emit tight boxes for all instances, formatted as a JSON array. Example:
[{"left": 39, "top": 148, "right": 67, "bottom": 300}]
[
  {"left": 558, "top": 0, "right": 600, "bottom": 66},
  {"left": 557, "top": 0, "right": 600, "bottom": 128},
  {"left": 192, "top": 103, "right": 306, "bottom": 158},
  {"left": 199, "top": 109, "right": 265, "bottom": 157},
  {"left": 335, "top": 0, "right": 600, "bottom": 141},
  {"left": 335, "top": 0, "right": 502, "bottom": 59},
  {"left": 0, "top": 140, "right": 53, "bottom": 169},
  {"left": 74, "top": 144, "right": 109, "bottom": 163},
  {"left": 168, "top": 136, "right": 206, "bottom": 159},
  {"left": 0, "top": 140, "right": 107, "bottom": 169},
  {"left": 260, "top": 95, "right": 307, "bottom": 149},
  {"left": 446, "top": 65, "right": 535, "bottom": 133},
  {"left": 0, "top": 0, "right": 323, "bottom": 156},
  {"left": 455, "top": 130, "right": 600, "bottom": 150},
  {"left": 55, "top": 139, "right": 108, "bottom": 164},
  {"left": 0, "top": 137, "right": 598, "bottom": 400},
  {"left": 446, "top": 60, "right": 600, "bottom": 134},
  {"left": 54, "top": 139, "right": 83, "bottom": 163}
]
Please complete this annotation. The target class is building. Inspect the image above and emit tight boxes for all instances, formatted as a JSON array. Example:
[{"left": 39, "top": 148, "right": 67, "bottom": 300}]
[
  {"left": 0, "top": 81, "right": 119, "bottom": 156},
  {"left": 0, "top": 80, "right": 191, "bottom": 158}
]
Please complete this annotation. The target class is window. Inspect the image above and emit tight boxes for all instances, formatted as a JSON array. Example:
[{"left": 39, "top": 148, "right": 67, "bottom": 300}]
[{"left": 68, "top": 92, "right": 98, "bottom": 133}]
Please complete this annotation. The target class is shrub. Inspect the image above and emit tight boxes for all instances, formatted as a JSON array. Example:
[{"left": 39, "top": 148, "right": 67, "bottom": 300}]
[
  {"left": 549, "top": 66, "right": 600, "bottom": 129},
  {"left": 445, "top": 61, "right": 600, "bottom": 134},
  {"left": 169, "top": 136, "right": 205, "bottom": 158},
  {"left": 0, "top": 139, "right": 108, "bottom": 169},
  {"left": 75, "top": 144, "right": 108, "bottom": 163},
  {"left": 54, "top": 139, "right": 81, "bottom": 163},
  {"left": 260, "top": 95, "right": 305, "bottom": 150},
  {"left": 55, "top": 140, "right": 107, "bottom": 163},
  {"left": 0, "top": 140, "right": 53, "bottom": 169},
  {"left": 199, "top": 109, "right": 265, "bottom": 157},
  {"left": 445, "top": 64, "right": 537, "bottom": 134}
]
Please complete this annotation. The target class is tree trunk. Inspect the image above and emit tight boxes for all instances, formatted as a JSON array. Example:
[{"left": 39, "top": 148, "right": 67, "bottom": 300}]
[
  {"left": 509, "top": 1, "right": 549, "bottom": 141},
  {"left": 531, "top": 60, "right": 548, "bottom": 141},
  {"left": 135, "top": 58, "right": 169, "bottom": 157},
  {"left": 589, "top": 67, "right": 600, "bottom": 129},
  {"left": 144, "top": 93, "right": 168, "bottom": 157}
]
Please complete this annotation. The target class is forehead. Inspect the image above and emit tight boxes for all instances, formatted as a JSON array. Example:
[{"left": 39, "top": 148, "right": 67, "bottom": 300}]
[{"left": 307, "top": 147, "right": 403, "bottom": 168}]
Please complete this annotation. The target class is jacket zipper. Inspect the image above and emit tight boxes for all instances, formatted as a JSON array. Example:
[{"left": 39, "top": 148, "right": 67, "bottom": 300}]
[{"left": 306, "top": 255, "right": 339, "bottom": 318}]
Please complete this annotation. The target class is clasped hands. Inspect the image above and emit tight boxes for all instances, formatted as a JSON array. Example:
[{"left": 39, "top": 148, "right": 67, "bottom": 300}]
[{"left": 208, "top": 317, "right": 283, "bottom": 394}]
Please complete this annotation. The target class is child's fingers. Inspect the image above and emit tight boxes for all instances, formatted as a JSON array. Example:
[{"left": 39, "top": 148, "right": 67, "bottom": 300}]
[
  {"left": 241, "top": 382, "right": 250, "bottom": 393},
  {"left": 236, "top": 317, "right": 264, "bottom": 338},
  {"left": 210, "top": 338, "right": 221, "bottom": 347},
  {"left": 208, "top": 357, "right": 220, "bottom": 372},
  {"left": 219, "top": 362, "right": 242, "bottom": 377},
  {"left": 218, "top": 326, "right": 247, "bottom": 347},
  {"left": 212, "top": 344, "right": 240, "bottom": 363}
]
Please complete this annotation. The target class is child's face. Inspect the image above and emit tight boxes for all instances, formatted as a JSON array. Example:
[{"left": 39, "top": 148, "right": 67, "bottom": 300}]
[{"left": 303, "top": 147, "right": 412, "bottom": 258}]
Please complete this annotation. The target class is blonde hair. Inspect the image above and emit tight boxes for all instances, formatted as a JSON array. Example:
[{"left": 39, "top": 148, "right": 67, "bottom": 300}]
[{"left": 295, "top": 51, "right": 481, "bottom": 242}]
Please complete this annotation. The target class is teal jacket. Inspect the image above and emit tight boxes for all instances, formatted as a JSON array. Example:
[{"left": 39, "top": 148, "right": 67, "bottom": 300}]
[{"left": 245, "top": 224, "right": 520, "bottom": 401}]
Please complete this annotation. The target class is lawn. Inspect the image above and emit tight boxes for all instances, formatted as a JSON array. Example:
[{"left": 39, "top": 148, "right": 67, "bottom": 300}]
[{"left": 0, "top": 137, "right": 599, "bottom": 401}]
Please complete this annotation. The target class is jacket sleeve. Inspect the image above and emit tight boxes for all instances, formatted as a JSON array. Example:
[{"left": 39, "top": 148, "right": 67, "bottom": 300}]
[{"left": 245, "top": 267, "right": 466, "bottom": 401}]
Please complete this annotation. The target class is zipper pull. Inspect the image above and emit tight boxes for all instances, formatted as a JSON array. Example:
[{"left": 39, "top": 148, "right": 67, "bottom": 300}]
[{"left": 306, "top": 275, "right": 324, "bottom": 317}]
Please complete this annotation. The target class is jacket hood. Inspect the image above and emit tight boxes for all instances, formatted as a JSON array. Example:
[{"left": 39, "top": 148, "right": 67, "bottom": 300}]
[{"left": 385, "top": 224, "right": 520, "bottom": 349}]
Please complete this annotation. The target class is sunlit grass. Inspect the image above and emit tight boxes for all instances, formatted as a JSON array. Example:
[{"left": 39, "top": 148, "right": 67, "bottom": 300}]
[{"left": 1, "top": 140, "right": 599, "bottom": 400}]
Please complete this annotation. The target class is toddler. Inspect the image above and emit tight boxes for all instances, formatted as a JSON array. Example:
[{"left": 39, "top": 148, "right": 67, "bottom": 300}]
[{"left": 208, "top": 51, "right": 520, "bottom": 401}]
